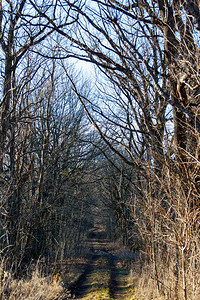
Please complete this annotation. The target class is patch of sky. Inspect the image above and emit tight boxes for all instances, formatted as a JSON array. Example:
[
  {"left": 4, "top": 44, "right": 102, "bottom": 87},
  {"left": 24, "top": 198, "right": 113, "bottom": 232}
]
[
  {"left": 163, "top": 103, "right": 174, "bottom": 153},
  {"left": 93, "top": 74, "right": 144, "bottom": 149}
]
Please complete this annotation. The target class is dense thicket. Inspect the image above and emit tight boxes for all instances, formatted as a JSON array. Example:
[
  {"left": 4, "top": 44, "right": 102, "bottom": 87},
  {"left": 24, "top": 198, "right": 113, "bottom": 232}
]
[
  {"left": 1, "top": 1, "right": 200, "bottom": 299},
  {"left": 39, "top": 1, "right": 200, "bottom": 298}
]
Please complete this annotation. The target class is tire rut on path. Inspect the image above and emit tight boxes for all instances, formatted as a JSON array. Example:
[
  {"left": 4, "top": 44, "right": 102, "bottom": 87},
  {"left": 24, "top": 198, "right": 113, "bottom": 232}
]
[
  {"left": 69, "top": 252, "right": 99, "bottom": 299},
  {"left": 69, "top": 250, "right": 115, "bottom": 299},
  {"left": 65, "top": 228, "right": 136, "bottom": 300},
  {"left": 108, "top": 253, "right": 118, "bottom": 299},
  {"left": 67, "top": 243, "right": 120, "bottom": 299}
]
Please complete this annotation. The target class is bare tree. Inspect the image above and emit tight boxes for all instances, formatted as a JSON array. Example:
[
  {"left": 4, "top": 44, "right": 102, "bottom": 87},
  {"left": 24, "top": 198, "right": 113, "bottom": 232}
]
[
  {"left": 31, "top": 0, "right": 200, "bottom": 298},
  {"left": 1, "top": 1, "right": 200, "bottom": 297}
]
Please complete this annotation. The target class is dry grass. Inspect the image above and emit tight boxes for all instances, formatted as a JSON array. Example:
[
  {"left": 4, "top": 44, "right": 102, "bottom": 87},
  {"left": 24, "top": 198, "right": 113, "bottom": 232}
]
[
  {"left": 0, "top": 262, "right": 65, "bottom": 300},
  {"left": 128, "top": 258, "right": 200, "bottom": 300}
]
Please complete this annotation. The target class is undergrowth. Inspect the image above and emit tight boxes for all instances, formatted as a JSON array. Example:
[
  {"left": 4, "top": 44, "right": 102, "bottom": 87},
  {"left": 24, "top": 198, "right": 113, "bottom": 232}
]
[{"left": 0, "top": 261, "right": 65, "bottom": 300}]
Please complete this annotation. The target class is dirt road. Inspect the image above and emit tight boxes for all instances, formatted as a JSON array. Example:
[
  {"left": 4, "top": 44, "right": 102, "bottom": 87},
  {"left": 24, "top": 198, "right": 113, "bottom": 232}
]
[{"left": 66, "top": 227, "right": 136, "bottom": 300}]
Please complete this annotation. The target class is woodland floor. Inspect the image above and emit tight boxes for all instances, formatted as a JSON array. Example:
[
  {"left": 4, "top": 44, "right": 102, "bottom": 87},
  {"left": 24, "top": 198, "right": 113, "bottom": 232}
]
[{"left": 63, "top": 226, "right": 137, "bottom": 300}]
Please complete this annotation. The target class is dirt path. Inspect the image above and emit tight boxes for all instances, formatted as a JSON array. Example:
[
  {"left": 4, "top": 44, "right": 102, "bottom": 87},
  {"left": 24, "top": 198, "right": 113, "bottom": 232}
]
[{"left": 66, "top": 227, "right": 136, "bottom": 300}]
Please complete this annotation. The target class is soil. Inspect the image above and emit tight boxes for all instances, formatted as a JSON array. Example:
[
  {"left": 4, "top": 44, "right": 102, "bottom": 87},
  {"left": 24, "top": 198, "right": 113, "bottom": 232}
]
[{"left": 64, "top": 225, "right": 137, "bottom": 300}]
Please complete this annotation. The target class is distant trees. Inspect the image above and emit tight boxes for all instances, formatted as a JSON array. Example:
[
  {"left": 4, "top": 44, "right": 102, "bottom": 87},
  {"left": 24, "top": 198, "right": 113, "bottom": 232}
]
[
  {"left": 30, "top": 0, "right": 200, "bottom": 298},
  {"left": 0, "top": 1, "right": 101, "bottom": 273},
  {"left": 0, "top": 0, "right": 97, "bottom": 271},
  {"left": 0, "top": 52, "right": 95, "bottom": 271},
  {"left": 1, "top": 1, "right": 200, "bottom": 298}
]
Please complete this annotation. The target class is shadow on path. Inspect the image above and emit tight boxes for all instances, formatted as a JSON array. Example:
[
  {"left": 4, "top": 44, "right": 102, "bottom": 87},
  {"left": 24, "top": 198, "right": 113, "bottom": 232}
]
[
  {"left": 65, "top": 226, "right": 136, "bottom": 299},
  {"left": 108, "top": 253, "right": 118, "bottom": 299},
  {"left": 67, "top": 250, "right": 96, "bottom": 299}
]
